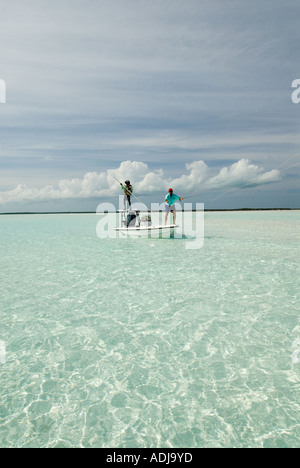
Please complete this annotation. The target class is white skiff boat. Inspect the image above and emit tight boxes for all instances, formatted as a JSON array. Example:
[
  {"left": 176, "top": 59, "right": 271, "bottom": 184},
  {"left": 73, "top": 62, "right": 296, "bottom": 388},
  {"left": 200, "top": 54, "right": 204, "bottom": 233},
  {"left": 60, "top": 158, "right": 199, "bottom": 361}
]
[{"left": 114, "top": 209, "right": 178, "bottom": 238}]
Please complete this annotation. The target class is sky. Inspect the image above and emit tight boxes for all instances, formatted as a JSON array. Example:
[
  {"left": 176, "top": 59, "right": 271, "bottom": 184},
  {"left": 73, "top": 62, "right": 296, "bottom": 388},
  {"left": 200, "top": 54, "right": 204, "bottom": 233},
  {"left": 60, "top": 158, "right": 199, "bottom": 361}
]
[{"left": 0, "top": 0, "right": 300, "bottom": 211}]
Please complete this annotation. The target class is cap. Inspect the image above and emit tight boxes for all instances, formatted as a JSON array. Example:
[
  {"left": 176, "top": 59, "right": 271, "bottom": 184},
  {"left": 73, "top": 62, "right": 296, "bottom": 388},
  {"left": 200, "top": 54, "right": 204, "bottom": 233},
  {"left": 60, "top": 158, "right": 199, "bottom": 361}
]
[{"left": 168, "top": 188, "right": 173, "bottom": 192}]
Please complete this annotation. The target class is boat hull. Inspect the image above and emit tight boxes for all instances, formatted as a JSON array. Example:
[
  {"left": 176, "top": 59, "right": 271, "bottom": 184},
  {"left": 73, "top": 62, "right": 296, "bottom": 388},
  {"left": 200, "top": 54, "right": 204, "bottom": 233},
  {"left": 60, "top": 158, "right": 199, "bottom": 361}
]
[{"left": 114, "top": 224, "right": 178, "bottom": 238}]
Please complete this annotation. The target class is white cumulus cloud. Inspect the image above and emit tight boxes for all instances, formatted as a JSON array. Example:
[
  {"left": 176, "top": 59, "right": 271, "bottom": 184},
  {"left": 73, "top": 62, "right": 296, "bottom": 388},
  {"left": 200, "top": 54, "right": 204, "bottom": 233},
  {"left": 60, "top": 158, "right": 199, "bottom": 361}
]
[
  {"left": 205, "top": 159, "right": 281, "bottom": 189},
  {"left": 0, "top": 159, "right": 281, "bottom": 206}
]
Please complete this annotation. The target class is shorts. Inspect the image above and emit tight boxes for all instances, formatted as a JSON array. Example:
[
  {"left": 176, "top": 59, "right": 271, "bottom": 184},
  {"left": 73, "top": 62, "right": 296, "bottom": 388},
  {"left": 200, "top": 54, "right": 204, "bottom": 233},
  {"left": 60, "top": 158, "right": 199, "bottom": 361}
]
[{"left": 165, "top": 204, "right": 176, "bottom": 212}]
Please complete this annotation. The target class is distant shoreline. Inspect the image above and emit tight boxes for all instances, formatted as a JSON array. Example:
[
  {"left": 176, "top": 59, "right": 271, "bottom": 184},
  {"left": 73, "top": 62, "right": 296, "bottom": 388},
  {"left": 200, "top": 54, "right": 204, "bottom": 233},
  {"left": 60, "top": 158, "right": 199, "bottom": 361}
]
[{"left": 0, "top": 208, "right": 299, "bottom": 215}]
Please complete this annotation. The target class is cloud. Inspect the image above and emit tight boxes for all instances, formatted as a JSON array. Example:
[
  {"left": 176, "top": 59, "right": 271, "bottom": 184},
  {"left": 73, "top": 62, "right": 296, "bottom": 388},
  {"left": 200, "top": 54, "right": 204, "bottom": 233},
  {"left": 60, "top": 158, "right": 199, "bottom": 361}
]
[
  {"left": 206, "top": 159, "right": 281, "bottom": 189},
  {"left": 170, "top": 161, "right": 209, "bottom": 192},
  {"left": 0, "top": 159, "right": 281, "bottom": 206}
]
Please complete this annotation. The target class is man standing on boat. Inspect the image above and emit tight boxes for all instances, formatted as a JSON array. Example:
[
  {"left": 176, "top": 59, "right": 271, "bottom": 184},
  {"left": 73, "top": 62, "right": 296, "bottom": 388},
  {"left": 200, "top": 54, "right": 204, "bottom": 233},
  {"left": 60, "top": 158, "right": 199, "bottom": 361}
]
[
  {"left": 165, "top": 188, "right": 183, "bottom": 225},
  {"left": 120, "top": 180, "right": 133, "bottom": 210}
]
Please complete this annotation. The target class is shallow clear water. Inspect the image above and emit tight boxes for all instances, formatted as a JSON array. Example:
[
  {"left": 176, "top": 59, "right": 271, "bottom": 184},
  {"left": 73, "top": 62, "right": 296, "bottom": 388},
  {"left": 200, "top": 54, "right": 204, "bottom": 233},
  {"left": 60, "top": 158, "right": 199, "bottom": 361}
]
[{"left": 0, "top": 211, "right": 299, "bottom": 448}]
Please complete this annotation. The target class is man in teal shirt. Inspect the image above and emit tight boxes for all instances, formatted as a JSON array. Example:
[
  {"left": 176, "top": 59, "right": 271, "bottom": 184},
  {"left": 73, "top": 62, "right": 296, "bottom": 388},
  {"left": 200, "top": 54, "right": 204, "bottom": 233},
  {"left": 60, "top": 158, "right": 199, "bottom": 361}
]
[{"left": 165, "top": 188, "right": 183, "bottom": 225}]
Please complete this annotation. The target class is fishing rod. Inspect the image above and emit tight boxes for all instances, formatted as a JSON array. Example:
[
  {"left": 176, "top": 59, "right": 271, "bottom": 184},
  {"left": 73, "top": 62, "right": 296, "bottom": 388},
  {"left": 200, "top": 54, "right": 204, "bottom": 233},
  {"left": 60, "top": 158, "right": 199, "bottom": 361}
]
[
  {"left": 135, "top": 190, "right": 195, "bottom": 202},
  {"left": 208, "top": 154, "right": 300, "bottom": 203},
  {"left": 182, "top": 194, "right": 203, "bottom": 200},
  {"left": 111, "top": 153, "right": 300, "bottom": 210},
  {"left": 179, "top": 154, "right": 300, "bottom": 203}
]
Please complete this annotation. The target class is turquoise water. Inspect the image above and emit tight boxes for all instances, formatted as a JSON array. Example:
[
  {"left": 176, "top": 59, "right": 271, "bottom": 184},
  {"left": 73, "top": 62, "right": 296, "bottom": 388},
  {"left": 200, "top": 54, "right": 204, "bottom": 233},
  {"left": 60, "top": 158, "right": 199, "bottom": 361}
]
[{"left": 0, "top": 211, "right": 299, "bottom": 448}]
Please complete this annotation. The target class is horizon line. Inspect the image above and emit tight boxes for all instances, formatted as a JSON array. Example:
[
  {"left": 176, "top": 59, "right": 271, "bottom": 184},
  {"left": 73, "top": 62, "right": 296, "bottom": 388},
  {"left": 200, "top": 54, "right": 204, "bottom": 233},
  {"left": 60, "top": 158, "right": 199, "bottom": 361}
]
[{"left": 0, "top": 208, "right": 299, "bottom": 215}]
